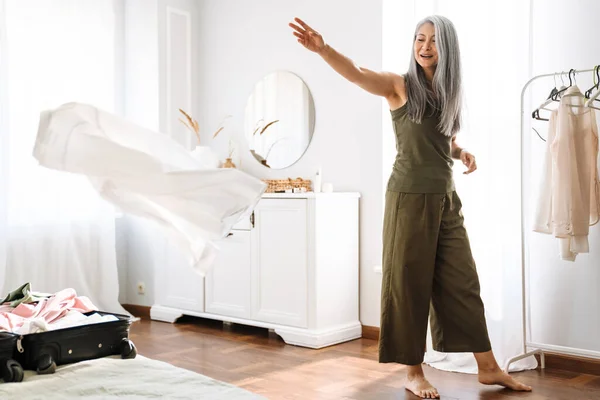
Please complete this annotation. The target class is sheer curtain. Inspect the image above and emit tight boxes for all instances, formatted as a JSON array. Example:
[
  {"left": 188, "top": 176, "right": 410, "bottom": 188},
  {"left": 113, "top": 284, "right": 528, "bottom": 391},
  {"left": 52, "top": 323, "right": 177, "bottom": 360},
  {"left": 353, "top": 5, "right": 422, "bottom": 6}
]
[
  {"left": 0, "top": 0, "right": 125, "bottom": 314},
  {"left": 382, "top": 0, "right": 538, "bottom": 373},
  {"left": 0, "top": 0, "right": 8, "bottom": 298}
]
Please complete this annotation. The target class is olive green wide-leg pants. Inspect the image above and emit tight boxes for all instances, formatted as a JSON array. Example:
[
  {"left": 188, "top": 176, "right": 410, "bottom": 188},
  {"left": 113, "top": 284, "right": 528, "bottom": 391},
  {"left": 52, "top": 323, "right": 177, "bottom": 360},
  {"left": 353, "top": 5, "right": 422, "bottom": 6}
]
[{"left": 378, "top": 191, "right": 492, "bottom": 365}]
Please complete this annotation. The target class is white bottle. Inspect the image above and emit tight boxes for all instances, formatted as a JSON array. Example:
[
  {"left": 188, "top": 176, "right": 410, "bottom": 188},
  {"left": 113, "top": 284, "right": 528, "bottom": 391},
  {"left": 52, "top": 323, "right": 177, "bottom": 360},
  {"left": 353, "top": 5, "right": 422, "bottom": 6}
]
[{"left": 314, "top": 167, "right": 322, "bottom": 193}]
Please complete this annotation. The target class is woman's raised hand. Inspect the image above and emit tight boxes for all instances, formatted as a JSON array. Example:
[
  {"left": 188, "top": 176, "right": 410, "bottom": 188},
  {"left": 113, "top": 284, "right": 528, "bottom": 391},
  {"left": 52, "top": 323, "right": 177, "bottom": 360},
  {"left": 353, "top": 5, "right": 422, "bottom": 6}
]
[{"left": 289, "top": 17, "right": 325, "bottom": 54}]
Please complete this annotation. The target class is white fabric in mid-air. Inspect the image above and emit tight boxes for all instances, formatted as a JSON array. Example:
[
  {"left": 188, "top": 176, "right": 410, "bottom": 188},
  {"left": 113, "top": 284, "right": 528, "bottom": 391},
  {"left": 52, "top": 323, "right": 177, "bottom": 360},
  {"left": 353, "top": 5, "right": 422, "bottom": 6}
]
[{"left": 33, "top": 102, "right": 266, "bottom": 275}]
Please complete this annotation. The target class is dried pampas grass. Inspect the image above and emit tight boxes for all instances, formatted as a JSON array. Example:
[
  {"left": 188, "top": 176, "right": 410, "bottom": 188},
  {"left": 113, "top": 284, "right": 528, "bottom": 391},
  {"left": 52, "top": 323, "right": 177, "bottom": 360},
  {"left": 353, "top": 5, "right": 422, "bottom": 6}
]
[
  {"left": 260, "top": 120, "right": 279, "bottom": 135},
  {"left": 253, "top": 119, "right": 279, "bottom": 136},
  {"left": 179, "top": 109, "right": 200, "bottom": 144},
  {"left": 179, "top": 110, "right": 232, "bottom": 144},
  {"left": 212, "top": 126, "right": 224, "bottom": 138},
  {"left": 213, "top": 115, "right": 232, "bottom": 138}
]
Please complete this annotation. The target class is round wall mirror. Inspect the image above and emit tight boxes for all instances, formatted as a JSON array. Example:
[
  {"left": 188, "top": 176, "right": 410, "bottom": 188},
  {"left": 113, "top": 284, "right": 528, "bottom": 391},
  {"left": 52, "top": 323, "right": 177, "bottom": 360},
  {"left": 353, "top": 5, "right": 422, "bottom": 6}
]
[{"left": 244, "top": 71, "right": 315, "bottom": 169}]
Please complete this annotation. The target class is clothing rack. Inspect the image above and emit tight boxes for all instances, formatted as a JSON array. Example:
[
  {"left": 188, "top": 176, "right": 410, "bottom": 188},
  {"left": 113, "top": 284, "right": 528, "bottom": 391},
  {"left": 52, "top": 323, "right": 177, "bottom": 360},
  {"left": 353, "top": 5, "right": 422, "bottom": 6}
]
[{"left": 505, "top": 68, "right": 600, "bottom": 372}]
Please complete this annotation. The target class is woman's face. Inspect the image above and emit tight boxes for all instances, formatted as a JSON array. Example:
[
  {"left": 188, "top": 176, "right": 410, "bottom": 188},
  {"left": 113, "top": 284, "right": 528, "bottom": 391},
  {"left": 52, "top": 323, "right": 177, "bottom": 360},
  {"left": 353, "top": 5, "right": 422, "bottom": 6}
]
[{"left": 414, "top": 22, "right": 438, "bottom": 70}]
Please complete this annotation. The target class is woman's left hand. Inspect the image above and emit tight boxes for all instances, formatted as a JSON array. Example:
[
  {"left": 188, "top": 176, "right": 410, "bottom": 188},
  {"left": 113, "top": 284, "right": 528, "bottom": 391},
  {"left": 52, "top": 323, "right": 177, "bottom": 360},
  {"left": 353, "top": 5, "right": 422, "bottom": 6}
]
[{"left": 460, "top": 150, "right": 477, "bottom": 174}]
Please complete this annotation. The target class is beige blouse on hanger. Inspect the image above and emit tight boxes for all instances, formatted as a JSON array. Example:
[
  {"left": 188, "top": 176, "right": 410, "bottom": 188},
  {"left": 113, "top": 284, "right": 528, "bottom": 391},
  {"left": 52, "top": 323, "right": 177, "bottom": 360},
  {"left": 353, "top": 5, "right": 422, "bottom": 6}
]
[{"left": 534, "top": 86, "right": 600, "bottom": 261}]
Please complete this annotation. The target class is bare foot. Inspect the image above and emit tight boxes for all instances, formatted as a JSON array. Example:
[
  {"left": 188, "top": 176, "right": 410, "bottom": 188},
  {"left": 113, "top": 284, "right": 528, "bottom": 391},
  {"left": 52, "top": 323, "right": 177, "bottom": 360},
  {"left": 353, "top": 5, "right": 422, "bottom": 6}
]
[
  {"left": 405, "top": 370, "right": 440, "bottom": 399},
  {"left": 478, "top": 367, "right": 532, "bottom": 391}
]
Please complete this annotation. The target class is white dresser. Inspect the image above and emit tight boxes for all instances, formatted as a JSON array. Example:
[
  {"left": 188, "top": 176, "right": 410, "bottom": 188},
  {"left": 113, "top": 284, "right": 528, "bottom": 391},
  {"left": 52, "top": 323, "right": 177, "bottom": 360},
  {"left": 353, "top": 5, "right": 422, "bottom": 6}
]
[{"left": 150, "top": 192, "right": 361, "bottom": 348}]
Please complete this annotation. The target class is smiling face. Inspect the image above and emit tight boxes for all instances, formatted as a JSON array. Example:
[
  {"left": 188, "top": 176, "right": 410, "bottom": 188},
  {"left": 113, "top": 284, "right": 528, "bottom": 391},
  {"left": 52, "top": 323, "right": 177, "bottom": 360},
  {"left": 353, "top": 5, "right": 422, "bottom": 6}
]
[{"left": 414, "top": 22, "right": 438, "bottom": 71}]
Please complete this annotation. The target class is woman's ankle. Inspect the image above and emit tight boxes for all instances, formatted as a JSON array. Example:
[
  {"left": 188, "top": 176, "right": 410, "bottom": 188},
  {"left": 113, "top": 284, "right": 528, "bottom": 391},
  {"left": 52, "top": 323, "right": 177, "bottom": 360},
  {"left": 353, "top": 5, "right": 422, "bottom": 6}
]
[
  {"left": 473, "top": 351, "right": 500, "bottom": 372},
  {"left": 406, "top": 364, "right": 425, "bottom": 378}
]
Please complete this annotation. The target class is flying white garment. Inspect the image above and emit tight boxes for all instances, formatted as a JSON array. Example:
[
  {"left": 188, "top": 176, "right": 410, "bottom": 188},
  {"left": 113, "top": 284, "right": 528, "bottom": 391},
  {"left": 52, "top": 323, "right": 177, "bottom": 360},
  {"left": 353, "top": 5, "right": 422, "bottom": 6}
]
[{"left": 33, "top": 102, "right": 266, "bottom": 275}]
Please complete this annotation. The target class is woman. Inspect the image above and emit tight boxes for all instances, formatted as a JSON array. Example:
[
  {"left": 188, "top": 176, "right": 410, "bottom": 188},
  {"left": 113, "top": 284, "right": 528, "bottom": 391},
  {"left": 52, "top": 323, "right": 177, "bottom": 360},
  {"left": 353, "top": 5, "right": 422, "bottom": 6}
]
[{"left": 289, "top": 15, "right": 532, "bottom": 399}]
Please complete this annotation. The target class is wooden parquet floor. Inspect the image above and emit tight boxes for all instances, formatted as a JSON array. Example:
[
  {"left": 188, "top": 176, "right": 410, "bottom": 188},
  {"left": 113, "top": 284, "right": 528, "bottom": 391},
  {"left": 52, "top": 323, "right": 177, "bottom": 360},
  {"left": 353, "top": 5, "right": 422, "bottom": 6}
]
[{"left": 128, "top": 315, "right": 600, "bottom": 400}]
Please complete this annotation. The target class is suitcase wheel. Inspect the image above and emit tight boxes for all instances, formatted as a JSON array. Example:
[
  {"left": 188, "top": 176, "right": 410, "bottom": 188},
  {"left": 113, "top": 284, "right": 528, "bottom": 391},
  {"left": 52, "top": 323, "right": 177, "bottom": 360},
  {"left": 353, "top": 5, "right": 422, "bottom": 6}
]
[
  {"left": 36, "top": 354, "right": 56, "bottom": 375},
  {"left": 120, "top": 338, "right": 137, "bottom": 359},
  {"left": 1, "top": 359, "right": 24, "bottom": 383}
]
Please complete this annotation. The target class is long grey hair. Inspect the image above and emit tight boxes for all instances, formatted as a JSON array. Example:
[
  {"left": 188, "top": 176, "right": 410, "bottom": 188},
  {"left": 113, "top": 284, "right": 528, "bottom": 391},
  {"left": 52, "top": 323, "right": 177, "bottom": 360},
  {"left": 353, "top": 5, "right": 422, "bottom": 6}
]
[{"left": 405, "top": 15, "right": 462, "bottom": 137}]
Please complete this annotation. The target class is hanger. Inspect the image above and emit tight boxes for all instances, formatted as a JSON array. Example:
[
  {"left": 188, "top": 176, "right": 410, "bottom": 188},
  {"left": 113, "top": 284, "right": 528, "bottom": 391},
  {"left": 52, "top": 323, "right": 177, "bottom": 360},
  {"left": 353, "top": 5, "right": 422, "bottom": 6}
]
[
  {"left": 532, "top": 109, "right": 550, "bottom": 121},
  {"left": 585, "top": 66, "right": 600, "bottom": 110},
  {"left": 558, "top": 71, "right": 567, "bottom": 95},
  {"left": 550, "top": 69, "right": 575, "bottom": 101},
  {"left": 532, "top": 69, "right": 587, "bottom": 123},
  {"left": 532, "top": 73, "right": 561, "bottom": 121},
  {"left": 584, "top": 65, "right": 599, "bottom": 98},
  {"left": 553, "top": 69, "right": 590, "bottom": 113}
]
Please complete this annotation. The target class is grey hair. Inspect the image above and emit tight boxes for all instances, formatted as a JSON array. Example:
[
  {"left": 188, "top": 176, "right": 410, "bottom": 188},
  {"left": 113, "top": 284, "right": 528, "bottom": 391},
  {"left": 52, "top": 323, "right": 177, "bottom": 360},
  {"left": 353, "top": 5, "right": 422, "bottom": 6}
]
[{"left": 405, "top": 15, "right": 462, "bottom": 137}]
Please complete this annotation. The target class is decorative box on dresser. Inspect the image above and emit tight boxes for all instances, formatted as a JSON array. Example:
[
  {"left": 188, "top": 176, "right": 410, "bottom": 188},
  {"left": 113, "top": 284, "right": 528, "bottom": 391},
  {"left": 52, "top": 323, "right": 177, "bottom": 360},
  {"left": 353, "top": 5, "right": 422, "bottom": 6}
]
[{"left": 150, "top": 192, "right": 361, "bottom": 348}]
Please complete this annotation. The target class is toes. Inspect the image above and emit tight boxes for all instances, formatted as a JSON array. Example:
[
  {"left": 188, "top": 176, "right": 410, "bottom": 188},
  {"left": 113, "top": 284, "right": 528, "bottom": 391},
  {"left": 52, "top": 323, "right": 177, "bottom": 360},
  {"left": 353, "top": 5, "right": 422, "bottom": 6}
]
[
  {"left": 507, "top": 377, "right": 532, "bottom": 391},
  {"left": 519, "top": 383, "right": 532, "bottom": 391}
]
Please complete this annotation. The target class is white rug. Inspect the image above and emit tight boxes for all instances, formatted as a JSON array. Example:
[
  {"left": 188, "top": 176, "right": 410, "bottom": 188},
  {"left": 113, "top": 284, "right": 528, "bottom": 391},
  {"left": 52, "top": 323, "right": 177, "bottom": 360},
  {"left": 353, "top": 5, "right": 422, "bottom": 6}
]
[{"left": 0, "top": 355, "right": 264, "bottom": 399}]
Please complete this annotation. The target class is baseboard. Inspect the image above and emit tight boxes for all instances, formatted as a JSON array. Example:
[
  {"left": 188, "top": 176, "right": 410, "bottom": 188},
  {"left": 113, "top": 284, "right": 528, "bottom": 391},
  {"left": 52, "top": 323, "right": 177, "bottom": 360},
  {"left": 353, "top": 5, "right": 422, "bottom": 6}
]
[
  {"left": 539, "top": 353, "right": 600, "bottom": 376},
  {"left": 276, "top": 322, "right": 362, "bottom": 349},
  {"left": 122, "top": 304, "right": 151, "bottom": 319},
  {"left": 361, "top": 325, "right": 600, "bottom": 376},
  {"left": 362, "top": 325, "right": 379, "bottom": 341}
]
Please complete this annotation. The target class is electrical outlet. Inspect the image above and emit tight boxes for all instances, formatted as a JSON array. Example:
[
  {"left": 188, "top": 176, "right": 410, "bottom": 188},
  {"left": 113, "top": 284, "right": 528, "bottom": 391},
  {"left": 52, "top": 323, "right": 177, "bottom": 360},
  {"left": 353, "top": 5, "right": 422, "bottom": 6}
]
[{"left": 137, "top": 282, "right": 146, "bottom": 295}]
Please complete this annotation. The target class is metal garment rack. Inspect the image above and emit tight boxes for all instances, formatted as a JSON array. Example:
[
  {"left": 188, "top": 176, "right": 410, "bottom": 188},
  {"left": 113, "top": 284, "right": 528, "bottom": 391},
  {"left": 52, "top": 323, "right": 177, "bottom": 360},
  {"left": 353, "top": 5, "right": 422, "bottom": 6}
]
[{"left": 505, "top": 68, "right": 600, "bottom": 372}]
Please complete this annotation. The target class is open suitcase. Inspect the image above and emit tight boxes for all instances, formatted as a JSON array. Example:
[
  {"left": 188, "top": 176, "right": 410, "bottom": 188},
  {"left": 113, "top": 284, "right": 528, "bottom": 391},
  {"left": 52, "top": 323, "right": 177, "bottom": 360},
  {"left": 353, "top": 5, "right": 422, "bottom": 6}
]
[
  {"left": 0, "top": 333, "right": 24, "bottom": 383},
  {"left": 15, "top": 311, "right": 137, "bottom": 375}
]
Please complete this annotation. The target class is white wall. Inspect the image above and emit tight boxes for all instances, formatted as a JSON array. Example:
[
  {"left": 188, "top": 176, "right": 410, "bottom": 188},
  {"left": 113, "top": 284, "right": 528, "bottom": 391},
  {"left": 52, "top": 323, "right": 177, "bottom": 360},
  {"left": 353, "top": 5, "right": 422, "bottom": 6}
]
[
  {"left": 0, "top": 0, "right": 8, "bottom": 299},
  {"left": 527, "top": 0, "right": 600, "bottom": 354},
  {"left": 120, "top": 0, "right": 200, "bottom": 307},
  {"left": 194, "top": 0, "right": 384, "bottom": 326},
  {"left": 119, "top": 0, "right": 160, "bottom": 307}
]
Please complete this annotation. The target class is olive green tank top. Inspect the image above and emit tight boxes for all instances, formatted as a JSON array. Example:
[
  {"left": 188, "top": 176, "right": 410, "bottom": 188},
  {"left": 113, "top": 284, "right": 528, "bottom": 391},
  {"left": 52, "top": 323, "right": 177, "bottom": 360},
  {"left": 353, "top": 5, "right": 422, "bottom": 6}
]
[{"left": 386, "top": 103, "right": 455, "bottom": 193}]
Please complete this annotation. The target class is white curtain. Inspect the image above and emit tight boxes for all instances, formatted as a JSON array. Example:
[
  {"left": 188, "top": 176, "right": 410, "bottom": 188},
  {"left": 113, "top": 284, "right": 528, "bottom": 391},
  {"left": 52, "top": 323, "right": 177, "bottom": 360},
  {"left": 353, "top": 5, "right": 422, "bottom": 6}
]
[
  {"left": 0, "top": 0, "right": 8, "bottom": 299},
  {"left": 0, "top": 0, "right": 126, "bottom": 314},
  {"left": 382, "top": 0, "right": 537, "bottom": 373}
]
